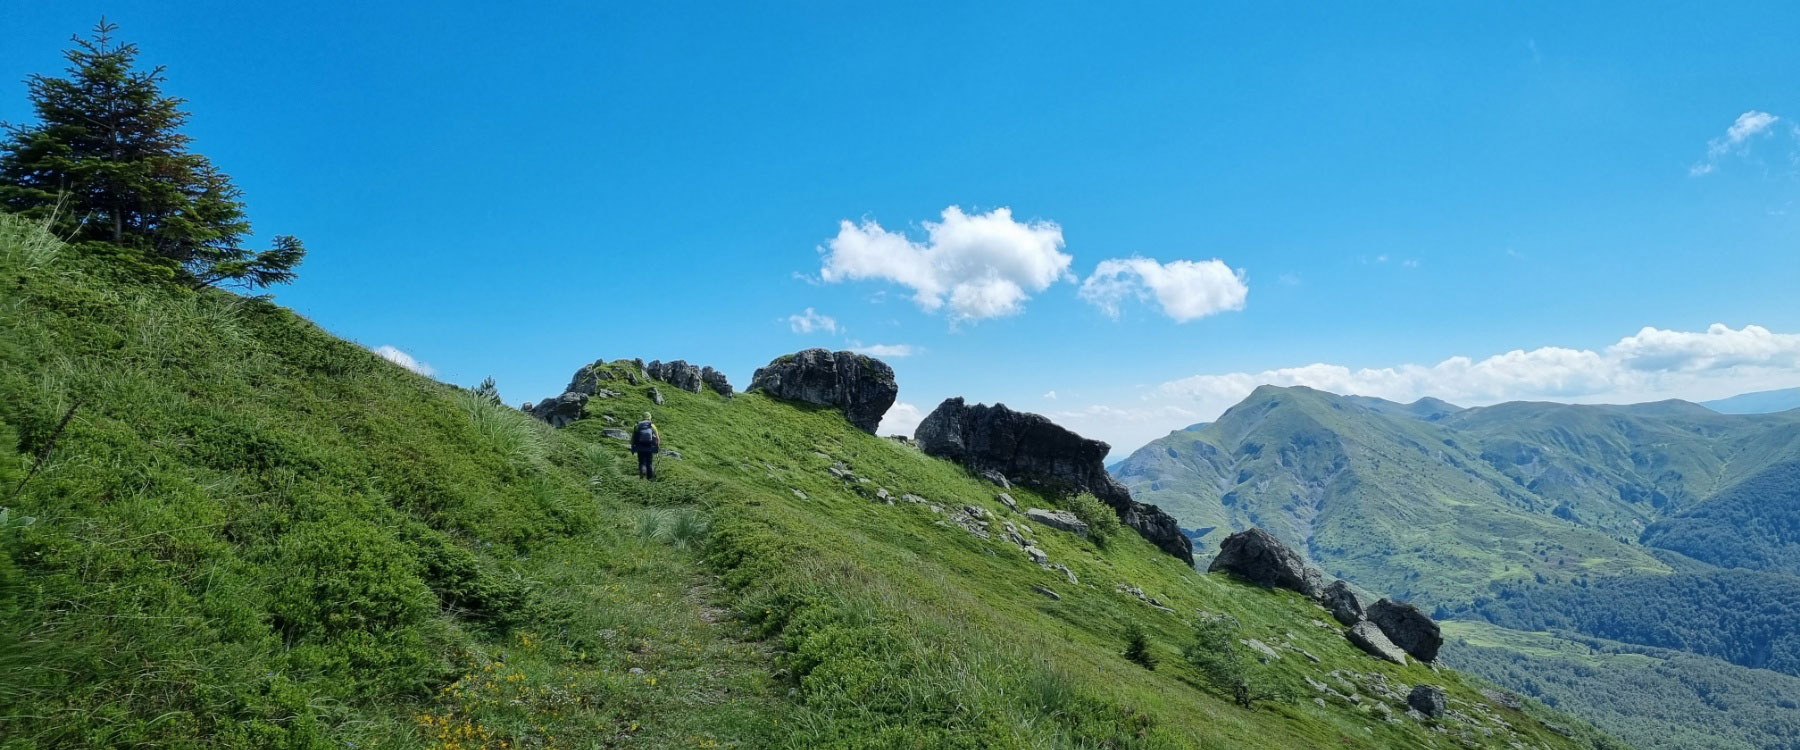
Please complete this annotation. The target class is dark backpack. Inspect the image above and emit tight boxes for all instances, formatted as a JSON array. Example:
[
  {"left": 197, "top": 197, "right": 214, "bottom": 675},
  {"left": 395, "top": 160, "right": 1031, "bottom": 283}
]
[{"left": 632, "top": 421, "right": 659, "bottom": 453}]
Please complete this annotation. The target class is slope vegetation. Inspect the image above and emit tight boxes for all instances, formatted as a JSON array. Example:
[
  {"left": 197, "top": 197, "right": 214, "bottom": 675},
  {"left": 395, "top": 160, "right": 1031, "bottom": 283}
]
[{"left": 0, "top": 215, "right": 1601, "bottom": 748}]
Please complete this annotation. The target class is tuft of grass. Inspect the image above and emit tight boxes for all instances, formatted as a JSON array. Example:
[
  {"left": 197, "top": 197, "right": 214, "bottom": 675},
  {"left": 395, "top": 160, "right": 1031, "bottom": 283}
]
[{"left": 455, "top": 389, "right": 549, "bottom": 465}]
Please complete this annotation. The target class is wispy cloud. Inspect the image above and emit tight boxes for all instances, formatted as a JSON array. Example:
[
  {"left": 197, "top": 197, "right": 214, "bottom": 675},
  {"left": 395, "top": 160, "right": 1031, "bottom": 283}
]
[
  {"left": 787, "top": 307, "right": 839, "bottom": 334},
  {"left": 1691, "top": 110, "right": 1782, "bottom": 176},
  {"left": 372, "top": 345, "right": 435, "bottom": 376},
  {"left": 819, "top": 206, "right": 1072, "bottom": 322},
  {"left": 1079, "top": 256, "right": 1248, "bottom": 323},
  {"left": 848, "top": 342, "right": 917, "bottom": 358}
]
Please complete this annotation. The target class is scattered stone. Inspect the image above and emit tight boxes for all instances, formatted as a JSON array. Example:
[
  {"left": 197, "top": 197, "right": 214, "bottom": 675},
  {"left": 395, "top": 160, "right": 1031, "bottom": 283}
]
[
  {"left": 875, "top": 487, "right": 892, "bottom": 502},
  {"left": 1207, "top": 528, "right": 1324, "bottom": 598},
  {"left": 1321, "top": 579, "right": 1368, "bottom": 625},
  {"left": 649, "top": 386, "right": 664, "bottom": 405},
  {"left": 664, "top": 450, "right": 683, "bottom": 460},
  {"left": 1368, "top": 599, "right": 1442, "bottom": 663},
  {"left": 1306, "top": 676, "right": 1331, "bottom": 693},
  {"left": 1346, "top": 621, "right": 1408, "bottom": 665},
  {"left": 1023, "top": 546, "right": 1049, "bottom": 565},
  {"left": 827, "top": 464, "right": 853, "bottom": 480},
  {"left": 1026, "top": 508, "right": 1089, "bottom": 538},
  {"left": 1408, "top": 685, "right": 1448, "bottom": 718},
  {"left": 1051, "top": 563, "right": 1078, "bottom": 585},
  {"left": 601, "top": 428, "right": 630, "bottom": 440},
  {"left": 749, "top": 349, "right": 898, "bottom": 434},
  {"left": 901, "top": 493, "right": 927, "bottom": 504},
  {"left": 591, "top": 388, "right": 622, "bottom": 399},
  {"left": 996, "top": 492, "right": 1018, "bottom": 511},
  {"left": 1480, "top": 688, "right": 1523, "bottom": 710},
  {"left": 792, "top": 489, "right": 808, "bottom": 500},
  {"left": 1243, "top": 638, "right": 1281, "bottom": 662},
  {"left": 980, "top": 469, "right": 1012, "bottom": 489},
  {"left": 628, "top": 667, "right": 645, "bottom": 675},
  {"left": 913, "top": 397, "right": 1193, "bottom": 564},
  {"left": 1031, "top": 584, "right": 1061, "bottom": 601}
]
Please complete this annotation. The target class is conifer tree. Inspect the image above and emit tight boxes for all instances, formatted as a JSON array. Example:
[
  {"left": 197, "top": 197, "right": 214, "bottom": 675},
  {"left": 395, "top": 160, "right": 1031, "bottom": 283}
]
[{"left": 0, "top": 19, "right": 304, "bottom": 288}]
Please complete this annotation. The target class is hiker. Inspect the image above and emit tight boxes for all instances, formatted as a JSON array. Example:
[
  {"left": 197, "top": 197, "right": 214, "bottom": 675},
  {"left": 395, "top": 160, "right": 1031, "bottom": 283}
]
[{"left": 631, "top": 412, "right": 661, "bottom": 479}]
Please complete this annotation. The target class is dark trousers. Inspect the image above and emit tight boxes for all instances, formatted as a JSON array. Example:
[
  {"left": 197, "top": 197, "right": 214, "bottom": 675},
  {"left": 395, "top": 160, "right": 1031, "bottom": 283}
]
[{"left": 637, "top": 451, "right": 655, "bottom": 479}]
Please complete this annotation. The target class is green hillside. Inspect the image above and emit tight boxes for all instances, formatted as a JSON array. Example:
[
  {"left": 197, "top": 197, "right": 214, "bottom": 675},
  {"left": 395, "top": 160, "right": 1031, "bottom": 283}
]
[
  {"left": 0, "top": 214, "right": 1604, "bottom": 748},
  {"left": 1113, "top": 384, "right": 1800, "bottom": 749}
]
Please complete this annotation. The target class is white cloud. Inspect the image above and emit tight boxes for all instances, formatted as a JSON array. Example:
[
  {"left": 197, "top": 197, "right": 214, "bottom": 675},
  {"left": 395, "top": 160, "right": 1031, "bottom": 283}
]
[
  {"left": 877, "top": 401, "right": 925, "bottom": 437},
  {"left": 1691, "top": 110, "right": 1782, "bottom": 176},
  {"left": 787, "top": 307, "right": 839, "bottom": 334},
  {"left": 1055, "top": 323, "right": 1800, "bottom": 458},
  {"left": 849, "top": 342, "right": 916, "bottom": 358},
  {"left": 373, "top": 345, "right": 435, "bottom": 376},
  {"left": 1079, "top": 257, "right": 1249, "bottom": 322},
  {"left": 819, "top": 206, "right": 1072, "bottom": 321},
  {"left": 1043, "top": 390, "right": 1058, "bottom": 400}
]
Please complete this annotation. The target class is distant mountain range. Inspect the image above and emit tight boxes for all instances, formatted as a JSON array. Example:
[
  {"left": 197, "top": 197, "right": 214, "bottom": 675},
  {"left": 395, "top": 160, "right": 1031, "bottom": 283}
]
[
  {"left": 1112, "top": 385, "right": 1800, "bottom": 750},
  {"left": 1701, "top": 386, "right": 1800, "bottom": 414}
]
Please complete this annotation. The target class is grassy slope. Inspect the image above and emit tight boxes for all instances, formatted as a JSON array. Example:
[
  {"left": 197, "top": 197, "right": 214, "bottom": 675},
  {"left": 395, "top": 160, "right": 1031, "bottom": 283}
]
[{"left": 0, "top": 216, "right": 1600, "bottom": 748}]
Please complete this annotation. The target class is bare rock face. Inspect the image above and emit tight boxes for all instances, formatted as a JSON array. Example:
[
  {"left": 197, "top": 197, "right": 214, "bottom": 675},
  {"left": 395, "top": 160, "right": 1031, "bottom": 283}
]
[
  {"left": 700, "top": 366, "right": 733, "bottom": 396},
  {"left": 646, "top": 360, "right": 704, "bottom": 393},
  {"left": 1320, "top": 579, "right": 1369, "bottom": 626},
  {"left": 914, "top": 398, "right": 1194, "bottom": 565},
  {"left": 1207, "top": 528, "right": 1324, "bottom": 598},
  {"left": 749, "top": 349, "right": 897, "bottom": 434},
  {"left": 1368, "top": 599, "right": 1443, "bottom": 663},
  {"left": 1408, "top": 684, "right": 1448, "bottom": 718}
]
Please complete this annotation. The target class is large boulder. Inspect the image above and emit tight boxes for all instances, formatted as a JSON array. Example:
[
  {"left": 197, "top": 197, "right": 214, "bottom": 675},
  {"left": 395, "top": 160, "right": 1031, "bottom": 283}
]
[
  {"left": 1207, "top": 529, "right": 1323, "bottom": 598},
  {"left": 529, "top": 391, "right": 588, "bottom": 427},
  {"left": 1408, "top": 684, "right": 1448, "bottom": 718},
  {"left": 1346, "top": 620, "right": 1407, "bottom": 665},
  {"left": 915, "top": 398, "right": 1194, "bottom": 565},
  {"left": 749, "top": 349, "right": 897, "bottom": 434},
  {"left": 646, "top": 360, "right": 704, "bottom": 393},
  {"left": 1368, "top": 599, "right": 1442, "bottom": 663},
  {"left": 1320, "top": 579, "right": 1368, "bottom": 625},
  {"left": 1025, "top": 508, "right": 1088, "bottom": 538}
]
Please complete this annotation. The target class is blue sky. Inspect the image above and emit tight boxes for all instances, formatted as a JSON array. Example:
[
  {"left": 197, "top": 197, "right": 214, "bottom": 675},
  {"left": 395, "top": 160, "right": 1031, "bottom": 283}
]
[{"left": 5, "top": 2, "right": 1798, "bottom": 455}]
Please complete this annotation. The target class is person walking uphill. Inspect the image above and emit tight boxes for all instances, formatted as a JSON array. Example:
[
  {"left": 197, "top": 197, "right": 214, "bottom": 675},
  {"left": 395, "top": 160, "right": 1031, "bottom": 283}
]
[{"left": 631, "top": 413, "right": 661, "bottom": 479}]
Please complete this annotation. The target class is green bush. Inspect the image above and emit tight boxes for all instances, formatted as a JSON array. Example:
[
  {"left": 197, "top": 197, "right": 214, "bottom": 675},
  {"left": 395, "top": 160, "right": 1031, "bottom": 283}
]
[
  {"left": 1065, "top": 491, "right": 1122, "bottom": 545},
  {"left": 1124, "top": 621, "right": 1158, "bottom": 670},
  {"left": 1184, "top": 613, "right": 1289, "bottom": 708}
]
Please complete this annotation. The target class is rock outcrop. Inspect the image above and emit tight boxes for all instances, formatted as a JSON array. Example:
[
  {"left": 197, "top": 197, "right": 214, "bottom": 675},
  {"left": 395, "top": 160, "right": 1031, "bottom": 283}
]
[
  {"left": 1207, "top": 529, "right": 1323, "bottom": 598},
  {"left": 749, "top": 349, "right": 897, "bottom": 434},
  {"left": 529, "top": 391, "right": 587, "bottom": 427},
  {"left": 1025, "top": 508, "right": 1088, "bottom": 538},
  {"left": 914, "top": 397, "right": 1194, "bottom": 565},
  {"left": 1320, "top": 579, "right": 1368, "bottom": 626},
  {"left": 1346, "top": 620, "right": 1407, "bottom": 665},
  {"left": 1368, "top": 599, "right": 1442, "bottom": 663},
  {"left": 646, "top": 360, "right": 704, "bottom": 393},
  {"left": 700, "top": 366, "right": 733, "bottom": 396}
]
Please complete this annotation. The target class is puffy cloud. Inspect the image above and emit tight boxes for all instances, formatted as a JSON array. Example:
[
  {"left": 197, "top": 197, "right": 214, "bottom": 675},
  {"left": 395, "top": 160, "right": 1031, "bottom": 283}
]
[
  {"left": 1691, "top": 110, "right": 1781, "bottom": 176},
  {"left": 877, "top": 401, "right": 926, "bottom": 437},
  {"left": 1079, "top": 257, "right": 1248, "bottom": 322},
  {"left": 819, "top": 206, "right": 1072, "bottom": 321},
  {"left": 1059, "top": 324, "right": 1800, "bottom": 457},
  {"left": 850, "top": 342, "right": 916, "bottom": 358},
  {"left": 787, "top": 307, "right": 838, "bottom": 334},
  {"left": 372, "top": 345, "right": 435, "bottom": 376}
]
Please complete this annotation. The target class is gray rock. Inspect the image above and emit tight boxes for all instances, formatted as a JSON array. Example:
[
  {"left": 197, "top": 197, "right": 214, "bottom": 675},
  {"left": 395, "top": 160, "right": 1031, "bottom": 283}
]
[
  {"left": 529, "top": 391, "right": 588, "bottom": 427},
  {"left": 646, "top": 360, "right": 704, "bottom": 393},
  {"left": 792, "top": 489, "right": 808, "bottom": 500},
  {"left": 1321, "top": 579, "right": 1368, "bottom": 625},
  {"left": 649, "top": 386, "right": 664, "bottom": 405},
  {"left": 1031, "top": 584, "right": 1060, "bottom": 601},
  {"left": 1346, "top": 621, "right": 1408, "bottom": 664},
  {"left": 980, "top": 469, "right": 1012, "bottom": 489},
  {"left": 1408, "top": 684, "right": 1448, "bottom": 718},
  {"left": 875, "top": 487, "right": 891, "bottom": 502},
  {"left": 1368, "top": 599, "right": 1442, "bottom": 663},
  {"left": 1026, "top": 508, "right": 1089, "bottom": 538},
  {"left": 564, "top": 360, "right": 613, "bottom": 395},
  {"left": 996, "top": 492, "right": 1018, "bottom": 511},
  {"left": 1023, "top": 545, "right": 1048, "bottom": 565},
  {"left": 601, "top": 428, "right": 630, "bottom": 440},
  {"left": 1051, "top": 563, "right": 1078, "bottom": 584},
  {"left": 749, "top": 349, "right": 897, "bottom": 434},
  {"left": 913, "top": 397, "right": 1192, "bottom": 564},
  {"left": 1207, "top": 528, "right": 1324, "bottom": 598},
  {"left": 1480, "top": 688, "right": 1523, "bottom": 710},
  {"left": 1243, "top": 638, "right": 1281, "bottom": 662},
  {"left": 700, "top": 366, "right": 733, "bottom": 396}
]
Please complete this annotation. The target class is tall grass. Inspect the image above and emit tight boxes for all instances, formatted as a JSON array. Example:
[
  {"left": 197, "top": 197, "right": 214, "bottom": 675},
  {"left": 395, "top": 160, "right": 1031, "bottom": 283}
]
[{"left": 455, "top": 389, "right": 549, "bottom": 465}]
